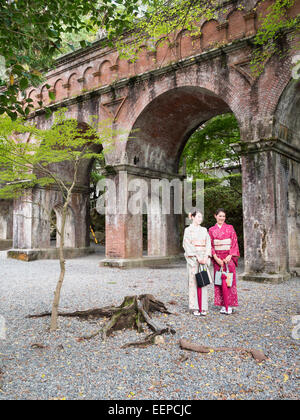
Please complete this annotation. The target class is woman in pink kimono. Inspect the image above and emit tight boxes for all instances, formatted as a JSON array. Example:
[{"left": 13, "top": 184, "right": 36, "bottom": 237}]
[
  {"left": 183, "top": 209, "right": 212, "bottom": 316},
  {"left": 209, "top": 208, "right": 240, "bottom": 315}
]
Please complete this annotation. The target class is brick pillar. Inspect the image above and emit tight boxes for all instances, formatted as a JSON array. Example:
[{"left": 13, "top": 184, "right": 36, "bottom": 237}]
[
  {"left": 101, "top": 166, "right": 183, "bottom": 266},
  {"left": 104, "top": 170, "right": 143, "bottom": 259},
  {"left": 234, "top": 139, "right": 300, "bottom": 282},
  {"left": 147, "top": 177, "right": 182, "bottom": 257}
]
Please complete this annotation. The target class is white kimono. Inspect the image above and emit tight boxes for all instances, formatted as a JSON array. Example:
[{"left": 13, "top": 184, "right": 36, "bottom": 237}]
[{"left": 183, "top": 224, "right": 212, "bottom": 312}]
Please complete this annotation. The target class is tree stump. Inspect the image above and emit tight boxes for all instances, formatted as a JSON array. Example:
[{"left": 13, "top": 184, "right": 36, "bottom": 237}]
[{"left": 28, "top": 294, "right": 175, "bottom": 344}]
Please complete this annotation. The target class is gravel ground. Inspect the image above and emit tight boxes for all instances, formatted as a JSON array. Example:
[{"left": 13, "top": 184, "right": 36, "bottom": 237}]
[{"left": 0, "top": 248, "right": 299, "bottom": 400}]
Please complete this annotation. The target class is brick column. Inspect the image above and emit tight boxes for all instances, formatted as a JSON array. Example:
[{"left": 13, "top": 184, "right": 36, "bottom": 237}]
[
  {"left": 104, "top": 169, "right": 143, "bottom": 259},
  {"left": 147, "top": 178, "right": 183, "bottom": 257},
  {"left": 234, "top": 138, "right": 300, "bottom": 282},
  {"left": 101, "top": 166, "right": 184, "bottom": 267}
]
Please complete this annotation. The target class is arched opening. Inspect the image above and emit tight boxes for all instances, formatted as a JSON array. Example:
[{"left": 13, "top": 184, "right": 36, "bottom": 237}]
[
  {"left": 180, "top": 112, "right": 243, "bottom": 255},
  {"left": 124, "top": 86, "right": 244, "bottom": 261},
  {"left": 50, "top": 209, "right": 57, "bottom": 248},
  {"left": 89, "top": 156, "right": 106, "bottom": 257},
  {"left": 274, "top": 78, "right": 300, "bottom": 274},
  {"left": 288, "top": 180, "right": 300, "bottom": 273},
  {"left": 49, "top": 204, "right": 76, "bottom": 249},
  {"left": 0, "top": 199, "right": 13, "bottom": 250}
]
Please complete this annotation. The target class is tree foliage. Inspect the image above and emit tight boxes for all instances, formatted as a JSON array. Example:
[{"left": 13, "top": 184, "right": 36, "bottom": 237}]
[
  {"left": 0, "top": 0, "right": 141, "bottom": 119},
  {"left": 180, "top": 113, "right": 241, "bottom": 178},
  {"left": 0, "top": 110, "right": 117, "bottom": 198},
  {"left": 251, "top": 0, "right": 300, "bottom": 76}
]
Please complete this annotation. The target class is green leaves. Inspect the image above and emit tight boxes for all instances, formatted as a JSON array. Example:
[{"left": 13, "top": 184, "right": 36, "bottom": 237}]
[
  {"left": 0, "top": 107, "right": 126, "bottom": 199},
  {"left": 252, "top": 0, "right": 300, "bottom": 76},
  {"left": 180, "top": 113, "right": 241, "bottom": 179}
]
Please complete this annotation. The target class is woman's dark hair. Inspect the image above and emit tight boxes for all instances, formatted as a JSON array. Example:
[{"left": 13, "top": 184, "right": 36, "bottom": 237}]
[
  {"left": 215, "top": 208, "right": 226, "bottom": 216},
  {"left": 189, "top": 208, "right": 203, "bottom": 219}
]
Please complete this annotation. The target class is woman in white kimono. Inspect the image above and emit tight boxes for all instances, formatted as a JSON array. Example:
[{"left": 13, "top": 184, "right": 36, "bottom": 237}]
[{"left": 183, "top": 209, "right": 212, "bottom": 316}]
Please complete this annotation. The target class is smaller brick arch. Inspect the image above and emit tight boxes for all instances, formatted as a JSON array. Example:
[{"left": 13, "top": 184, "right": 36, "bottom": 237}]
[
  {"left": 54, "top": 78, "right": 65, "bottom": 102},
  {"left": 155, "top": 37, "right": 174, "bottom": 67},
  {"left": 41, "top": 85, "right": 50, "bottom": 106},
  {"left": 135, "top": 46, "right": 150, "bottom": 75},
  {"left": 99, "top": 60, "right": 112, "bottom": 86},
  {"left": 82, "top": 66, "right": 95, "bottom": 90},
  {"left": 116, "top": 55, "right": 130, "bottom": 79},
  {"left": 201, "top": 20, "right": 222, "bottom": 50},
  {"left": 177, "top": 30, "right": 195, "bottom": 60},
  {"left": 227, "top": 10, "right": 246, "bottom": 41},
  {"left": 68, "top": 73, "right": 81, "bottom": 97},
  {"left": 27, "top": 89, "right": 37, "bottom": 108}
]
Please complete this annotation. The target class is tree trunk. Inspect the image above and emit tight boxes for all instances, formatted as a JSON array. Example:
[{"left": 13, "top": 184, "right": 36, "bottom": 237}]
[{"left": 50, "top": 202, "right": 68, "bottom": 332}]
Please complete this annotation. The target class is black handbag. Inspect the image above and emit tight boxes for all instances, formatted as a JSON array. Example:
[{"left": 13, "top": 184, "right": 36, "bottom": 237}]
[{"left": 195, "top": 264, "right": 210, "bottom": 288}]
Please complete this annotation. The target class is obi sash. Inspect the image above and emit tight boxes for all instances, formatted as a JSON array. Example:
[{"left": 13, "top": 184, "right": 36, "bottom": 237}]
[
  {"left": 214, "top": 238, "right": 231, "bottom": 251},
  {"left": 191, "top": 240, "right": 206, "bottom": 248}
]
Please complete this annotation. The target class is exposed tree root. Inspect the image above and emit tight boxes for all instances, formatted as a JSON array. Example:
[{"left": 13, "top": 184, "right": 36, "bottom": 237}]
[{"left": 28, "top": 294, "right": 175, "bottom": 345}]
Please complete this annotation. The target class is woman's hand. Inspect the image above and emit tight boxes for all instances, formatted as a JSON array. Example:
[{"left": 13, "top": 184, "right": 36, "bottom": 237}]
[
  {"left": 224, "top": 255, "right": 232, "bottom": 264},
  {"left": 214, "top": 255, "right": 224, "bottom": 267},
  {"left": 197, "top": 256, "right": 208, "bottom": 265}
]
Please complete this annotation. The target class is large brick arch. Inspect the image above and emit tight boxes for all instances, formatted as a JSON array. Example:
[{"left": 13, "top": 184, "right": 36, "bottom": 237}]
[
  {"left": 272, "top": 79, "right": 300, "bottom": 274},
  {"left": 125, "top": 86, "right": 232, "bottom": 173},
  {"left": 274, "top": 78, "right": 300, "bottom": 147}
]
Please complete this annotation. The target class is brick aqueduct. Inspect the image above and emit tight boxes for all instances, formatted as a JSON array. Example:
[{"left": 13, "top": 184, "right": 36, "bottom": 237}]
[{"left": 0, "top": 0, "right": 299, "bottom": 282}]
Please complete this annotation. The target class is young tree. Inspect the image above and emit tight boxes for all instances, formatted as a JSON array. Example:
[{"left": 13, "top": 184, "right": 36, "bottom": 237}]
[{"left": 0, "top": 108, "right": 123, "bottom": 331}]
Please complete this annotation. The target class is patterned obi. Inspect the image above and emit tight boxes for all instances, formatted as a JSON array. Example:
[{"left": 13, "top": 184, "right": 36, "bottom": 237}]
[{"left": 214, "top": 238, "right": 231, "bottom": 251}]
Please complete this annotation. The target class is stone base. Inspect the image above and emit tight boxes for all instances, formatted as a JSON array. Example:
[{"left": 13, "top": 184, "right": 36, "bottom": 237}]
[
  {"left": 99, "top": 254, "right": 185, "bottom": 269},
  {"left": 239, "top": 271, "right": 291, "bottom": 283},
  {"left": 0, "top": 239, "right": 13, "bottom": 251},
  {"left": 7, "top": 247, "right": 94, "bottom": 262}
]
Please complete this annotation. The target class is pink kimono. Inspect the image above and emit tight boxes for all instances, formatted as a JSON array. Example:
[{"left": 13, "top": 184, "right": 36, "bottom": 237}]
[{"left": 209, "top": 223, "right": 240, "bottom": 310}]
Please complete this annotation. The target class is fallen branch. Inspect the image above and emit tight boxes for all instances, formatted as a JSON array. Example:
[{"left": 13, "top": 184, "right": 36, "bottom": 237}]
[
  {"left": 26, "top": 307, "right": 116, "bottom": 319},
  {"left": 179, "top": 339, "right": 268, "bottom": 363},
  {"left": 121, "top": 327, "right": 176, "bottom": 349}
]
